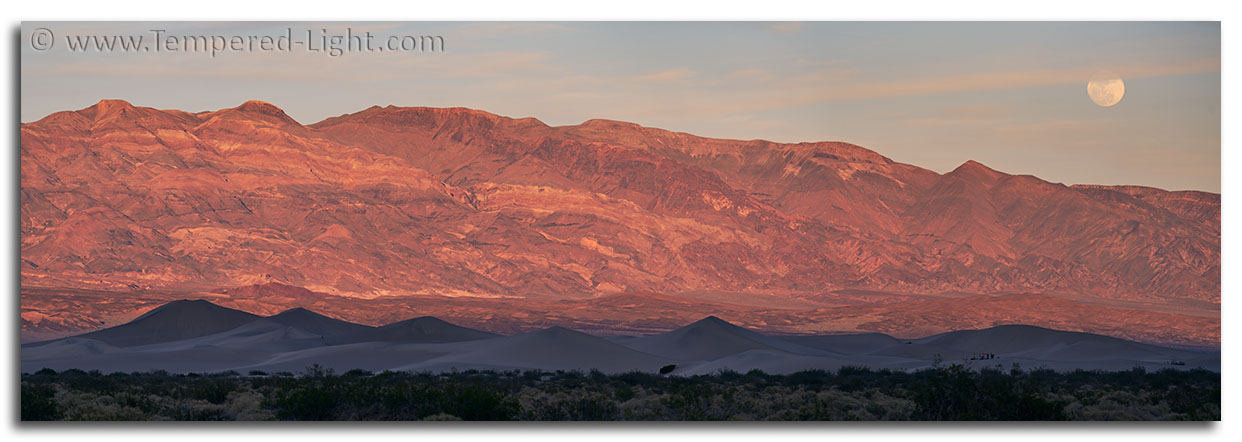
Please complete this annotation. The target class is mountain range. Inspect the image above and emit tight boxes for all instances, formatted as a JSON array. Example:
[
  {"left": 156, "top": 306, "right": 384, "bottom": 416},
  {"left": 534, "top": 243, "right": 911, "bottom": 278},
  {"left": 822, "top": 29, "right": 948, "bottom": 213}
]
[
  {"left": 21, "top": 300, "right": 1219, "bottom": 375},
  {"left": 19, "top": 100, "right": 1220, "bottom": 347}
]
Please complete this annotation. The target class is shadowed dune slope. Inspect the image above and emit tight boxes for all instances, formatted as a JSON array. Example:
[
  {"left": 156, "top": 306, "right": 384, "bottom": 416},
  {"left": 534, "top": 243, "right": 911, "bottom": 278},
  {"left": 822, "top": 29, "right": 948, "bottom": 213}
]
[
  {"left": 334, "top": 316, "right": 497, "bottom": 344},
  {"left": 60, "top": 300, "right": 261, "bottom": 347},
  {"left": 19, "top": 300, "right": 1220, "bottom": 375},
  {"left": 626, "top": 316, "right": 834, "bottom": 361},
  {"left": 398, "top": 326, "right": 676, "bottom": 373},
  {"left": 908, "top": 325, "right": 1210, "bottom": 362},
  {"left": 782, "top": 333, "right": 905, "bottom": 354},
  {"left": 21, "top": 337, "right": 123, "bottom": 360},
  {"left": 265, "top": 307, "right": 374, "bottom": 337}
]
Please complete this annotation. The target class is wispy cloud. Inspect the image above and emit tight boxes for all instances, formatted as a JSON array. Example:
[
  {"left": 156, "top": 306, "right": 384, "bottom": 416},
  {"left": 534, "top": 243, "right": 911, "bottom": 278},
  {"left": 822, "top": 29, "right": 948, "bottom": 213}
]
[
  {"left": 685, "top": 56, "right": 1221, "bottom": 116},
  {"left": 903, "top": 104, "right": 1014, "bottom": 127},
  {"left": 631, "top": 68, "right": 693, "bottom": 83},
  {"left": 802, "top": 57, "right": 1220, "bottom": 103}
]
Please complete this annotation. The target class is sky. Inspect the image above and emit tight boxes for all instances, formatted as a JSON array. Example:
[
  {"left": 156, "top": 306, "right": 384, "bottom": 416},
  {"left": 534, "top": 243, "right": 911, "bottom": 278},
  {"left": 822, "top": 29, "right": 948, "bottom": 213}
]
[{"left": 20, "top": 22, "right": 1221, "bottom": 192}]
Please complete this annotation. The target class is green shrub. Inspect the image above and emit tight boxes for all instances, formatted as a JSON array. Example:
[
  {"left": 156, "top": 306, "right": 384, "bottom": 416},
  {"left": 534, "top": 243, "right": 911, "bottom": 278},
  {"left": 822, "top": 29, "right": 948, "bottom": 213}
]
[{"left": 21, "top": 382, "right": 62, "bottom": 421}]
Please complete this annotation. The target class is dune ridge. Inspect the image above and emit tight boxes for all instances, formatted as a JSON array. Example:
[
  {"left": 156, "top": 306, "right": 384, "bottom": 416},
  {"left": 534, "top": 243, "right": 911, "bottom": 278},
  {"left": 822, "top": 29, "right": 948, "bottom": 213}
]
[{"left": 21, "top": 300, "right": 1219, "bottom": 375}]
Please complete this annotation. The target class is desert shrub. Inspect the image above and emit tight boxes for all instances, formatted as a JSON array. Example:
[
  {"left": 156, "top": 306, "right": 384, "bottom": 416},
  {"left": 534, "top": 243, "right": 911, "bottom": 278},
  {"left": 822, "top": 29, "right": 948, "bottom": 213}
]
[
  {"left": 268, "top": 382, "right": 339, "bottom": 420},
  {"left": 517, "top": 387, "right": 619, "bottom": 420},
  {"left": 907, "top": 365, "right": 1066, "bottom": 420},
  {"left": 422, "top": 412, "right": 463, "bottom": 421},
  {"left": 226, "top": 390, "right": 274, "bottom": 420},
  {"left": 20, "top": 365, "right": 1219, "bottom": 421},
  {"left": 21, "top": 382, "right": 62, "bottom": 421},
  {"left": 56, "top": 391, "right": 148, "bottom": 420}
]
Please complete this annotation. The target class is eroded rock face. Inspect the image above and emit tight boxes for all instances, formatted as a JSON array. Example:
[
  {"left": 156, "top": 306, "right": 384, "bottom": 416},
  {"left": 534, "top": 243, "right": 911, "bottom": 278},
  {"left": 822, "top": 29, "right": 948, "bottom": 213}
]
[
  {"left": 313, "top": 102, "right": 1220, "bottom": 303},
  {"left": 20, "top": 100, "right": 1219, "bottom": 344}
]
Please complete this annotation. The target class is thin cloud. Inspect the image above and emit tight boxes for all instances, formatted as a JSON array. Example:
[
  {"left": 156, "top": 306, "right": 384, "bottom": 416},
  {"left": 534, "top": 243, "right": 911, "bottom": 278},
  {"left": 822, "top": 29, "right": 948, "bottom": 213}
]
[
  {"left": 710, "top": 56, "right": 1221, "bottom": 114},
  {"left": 810, "top": 57, "right": 1220, "bottom": 103},
  {"left": 631, "top": 68, "right": 694, "bottom": 83},
  {"left": 904, "top": 104, "right": 1015, "bottom": 127},
  {"left": 728, "top": 68, "right": 769, "bottom": 79}
]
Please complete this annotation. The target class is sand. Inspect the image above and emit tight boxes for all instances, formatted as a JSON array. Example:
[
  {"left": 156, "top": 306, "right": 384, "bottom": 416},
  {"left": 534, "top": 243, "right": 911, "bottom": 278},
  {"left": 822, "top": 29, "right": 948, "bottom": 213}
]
[{"left": 20, "top": 301, "right": 1221, "bottom": 375}]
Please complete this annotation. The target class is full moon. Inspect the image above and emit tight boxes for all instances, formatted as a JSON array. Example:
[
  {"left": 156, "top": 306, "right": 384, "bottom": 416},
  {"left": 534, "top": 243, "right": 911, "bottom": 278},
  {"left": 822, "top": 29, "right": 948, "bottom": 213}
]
[{"left": 1087, "top": 71, "right": 1125, "bottom": 107}]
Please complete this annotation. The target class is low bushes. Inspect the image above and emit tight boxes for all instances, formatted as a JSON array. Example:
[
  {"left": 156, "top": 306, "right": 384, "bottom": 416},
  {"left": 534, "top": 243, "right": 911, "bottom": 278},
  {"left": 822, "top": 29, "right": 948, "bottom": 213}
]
[{"left": 20, "top": 365, "right": 1220, "bottom": 421}]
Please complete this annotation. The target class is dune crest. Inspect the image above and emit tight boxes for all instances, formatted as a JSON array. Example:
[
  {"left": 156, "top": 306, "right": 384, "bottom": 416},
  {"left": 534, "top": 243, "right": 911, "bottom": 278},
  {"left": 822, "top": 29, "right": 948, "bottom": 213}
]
[{"left": 21, "top": 300, "right": 1219, "bottom": 375}]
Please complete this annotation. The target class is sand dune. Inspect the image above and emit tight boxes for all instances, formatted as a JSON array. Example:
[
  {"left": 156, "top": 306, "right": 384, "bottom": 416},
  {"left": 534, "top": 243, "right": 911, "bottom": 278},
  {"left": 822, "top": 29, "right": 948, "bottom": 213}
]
[
  {"left": 335, "top": 316, "right": 497, "bottom": 344},
  {"left": 783, "top": 333, "right": 904, "bottom": 354},
  {"left": 678, "top": 349, "right": 866, "bottom": 375},
  {"left": 627, "top": 316, "right": 831, "bottom": 361},
  {"left": 868, "top": 325, "right": 1207, "bottom": 363},
  {"left": 21, "top": 337, "right": 122, "bottom": 360},
  {"left": 398, "top": 327, "right": 676, "bottom": 373},
  {"left": 65, "top": 299, "right": 262, "bottom": 347},
  {"left": 20, "top": 300, "right": 1220, "bottom": 375},
  {"left": 239, "top": 342, "right": 448, "bottom": 373},
  {"left": 134, "top": 320, "right": 328, "bottom": 353},
  {"left": 264, "top": 308, "right": 374, "bottom": 337},
  {"left": 916, "top": 325, "right": 1161, "bottom": 353},
  {"left": 23, "top": 345, "right": 276, "bottom": 373}
]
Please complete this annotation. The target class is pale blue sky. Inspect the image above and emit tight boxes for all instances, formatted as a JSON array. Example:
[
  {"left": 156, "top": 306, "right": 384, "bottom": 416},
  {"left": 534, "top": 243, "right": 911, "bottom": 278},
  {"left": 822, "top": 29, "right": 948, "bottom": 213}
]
[{"left": 21, "top": 22, "right": 1220, "bottom": 191}]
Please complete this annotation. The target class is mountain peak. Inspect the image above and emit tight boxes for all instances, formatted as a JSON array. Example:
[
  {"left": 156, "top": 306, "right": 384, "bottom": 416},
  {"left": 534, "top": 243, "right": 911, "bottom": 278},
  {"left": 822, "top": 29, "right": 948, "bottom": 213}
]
[
  {"left": 229, "top": 100, "right": 299, "bottom": 123},
  {"left": 81, "top": 99, "right": 138, "bottom": 120},
  {"left": 512, "top": 116, "right": 547, "bottom": 127},
  {"left": 947, "top": 159, "right": 1006, "bottom": 183},
  {"left": 235, "top": 99, "right": 283, "bottom": 113},
  {"left": 93, "top": 98, "right": 135, "bottom": 109},
  {"left": 310, "top": 105, "right": 512, "bottom": 131},
  {"left": 954, "top": 159, "right": 993, "bottom": 172},
  {"left": 578, "top": 118, "right": 642, "bottom": 130}
]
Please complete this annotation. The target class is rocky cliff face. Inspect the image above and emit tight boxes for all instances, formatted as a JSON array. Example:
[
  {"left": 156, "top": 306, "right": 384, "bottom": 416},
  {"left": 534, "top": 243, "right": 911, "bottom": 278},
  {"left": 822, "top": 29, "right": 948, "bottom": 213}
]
[{"left": 20, "top": 100, "right": 1220, "bottom": 345}]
